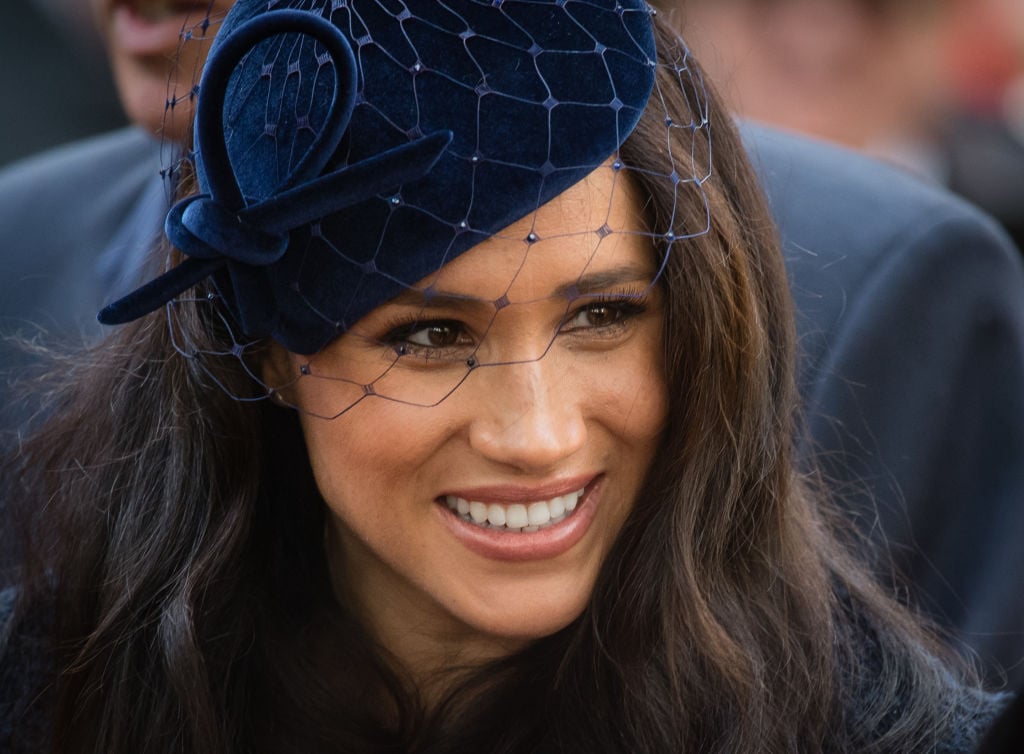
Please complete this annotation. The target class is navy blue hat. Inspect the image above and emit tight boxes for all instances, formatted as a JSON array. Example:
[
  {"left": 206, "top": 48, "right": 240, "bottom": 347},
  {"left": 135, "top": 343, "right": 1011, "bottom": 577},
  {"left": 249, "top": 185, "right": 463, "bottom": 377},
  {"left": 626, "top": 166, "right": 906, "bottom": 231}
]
[{"left": 99, "top": 0, "right": 659, "bottom": 354}]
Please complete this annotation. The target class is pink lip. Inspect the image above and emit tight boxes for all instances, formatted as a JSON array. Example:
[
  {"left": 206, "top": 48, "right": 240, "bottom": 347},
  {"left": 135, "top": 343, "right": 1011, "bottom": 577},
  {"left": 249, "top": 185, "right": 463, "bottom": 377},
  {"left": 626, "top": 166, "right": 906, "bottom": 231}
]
[
  {"left": 435, "top": 475, "right": 603, "bottom": 563},
  {"left": 110, "top": 3, "right": 211, "bottom": 57},
  {"left": 438, "top": 474, "right": 596, "bottom": 505}
]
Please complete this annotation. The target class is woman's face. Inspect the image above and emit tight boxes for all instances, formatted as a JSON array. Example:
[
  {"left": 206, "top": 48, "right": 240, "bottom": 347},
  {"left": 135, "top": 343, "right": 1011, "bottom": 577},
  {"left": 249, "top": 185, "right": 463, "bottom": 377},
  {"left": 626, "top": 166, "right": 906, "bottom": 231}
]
[
  {"left": 92, "top": 0, "right": 235, "bottom": 141},
  {"left": 267, "top": 166, "right": 667, "bottom": 669}
]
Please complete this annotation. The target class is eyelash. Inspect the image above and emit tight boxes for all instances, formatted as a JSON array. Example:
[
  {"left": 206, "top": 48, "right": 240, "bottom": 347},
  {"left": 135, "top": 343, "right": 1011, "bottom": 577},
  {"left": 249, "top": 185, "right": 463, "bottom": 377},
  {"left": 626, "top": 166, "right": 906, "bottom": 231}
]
[
  {"left": 561, "top": 291, "right": 651, "bottom": 337},
  {"left": 381, "top": 319, "right": 475, "bottom": 360},
  {"left": 378, "top": 289, "right": 652, "bottom": 361}
]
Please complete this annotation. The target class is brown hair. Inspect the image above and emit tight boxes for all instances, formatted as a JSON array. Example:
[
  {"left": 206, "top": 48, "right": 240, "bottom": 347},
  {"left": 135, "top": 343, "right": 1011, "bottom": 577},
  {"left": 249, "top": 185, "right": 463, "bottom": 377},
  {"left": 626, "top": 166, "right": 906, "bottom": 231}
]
[{"left": 4, "top": 14, "right": 982, "bottom": 754}]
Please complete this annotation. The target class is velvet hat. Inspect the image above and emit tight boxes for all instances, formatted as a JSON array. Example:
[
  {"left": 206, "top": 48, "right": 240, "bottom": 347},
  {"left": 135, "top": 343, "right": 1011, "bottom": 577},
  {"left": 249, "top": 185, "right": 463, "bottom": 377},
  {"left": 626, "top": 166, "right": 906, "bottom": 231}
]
[{"left": 99, "top": 0, "right": 659, "bottom": 355}]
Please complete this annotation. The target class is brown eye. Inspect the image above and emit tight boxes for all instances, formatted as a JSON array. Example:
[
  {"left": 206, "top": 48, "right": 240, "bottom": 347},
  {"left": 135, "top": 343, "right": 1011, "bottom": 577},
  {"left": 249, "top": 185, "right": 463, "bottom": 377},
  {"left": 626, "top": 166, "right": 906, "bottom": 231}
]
[
  {"left": 565, "top": 302, "right": 631, "bottom": 331},
  {"left": 408, "top": 323, "right": 464, "bottom": 348},
  {"left": 384, "top": 320, "right": 473, "bottom": 354},
  {"left": 580, "top": 305, "right": 619, "bottom": 328}
]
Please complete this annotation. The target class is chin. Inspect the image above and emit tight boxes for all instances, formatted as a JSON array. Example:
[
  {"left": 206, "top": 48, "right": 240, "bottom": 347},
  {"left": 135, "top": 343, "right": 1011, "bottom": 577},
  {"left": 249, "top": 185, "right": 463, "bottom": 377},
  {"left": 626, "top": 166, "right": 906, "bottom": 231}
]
[
  {"left": 113, "top": 63, "right": 192, "bottom": 141},
  {"left": 459, "top": 579, "right": 595, "bottom": 647}
]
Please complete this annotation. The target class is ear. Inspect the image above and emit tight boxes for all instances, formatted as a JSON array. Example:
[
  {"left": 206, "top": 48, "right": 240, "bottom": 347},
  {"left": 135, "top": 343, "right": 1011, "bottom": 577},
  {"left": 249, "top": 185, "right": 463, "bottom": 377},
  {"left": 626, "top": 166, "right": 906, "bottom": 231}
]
[{"left": 261, "top": 341, "right": 300, "bottom": 403}]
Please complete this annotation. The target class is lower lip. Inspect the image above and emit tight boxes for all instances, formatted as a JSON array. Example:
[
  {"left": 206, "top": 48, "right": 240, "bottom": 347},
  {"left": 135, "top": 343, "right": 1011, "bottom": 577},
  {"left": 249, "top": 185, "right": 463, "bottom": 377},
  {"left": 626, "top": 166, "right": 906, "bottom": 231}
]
[
  {"left": 435, "top": 478, "right": 603, "bottom": 563},
  {"left": 110, "top": 5, "right": 208, "bottom": 57}
]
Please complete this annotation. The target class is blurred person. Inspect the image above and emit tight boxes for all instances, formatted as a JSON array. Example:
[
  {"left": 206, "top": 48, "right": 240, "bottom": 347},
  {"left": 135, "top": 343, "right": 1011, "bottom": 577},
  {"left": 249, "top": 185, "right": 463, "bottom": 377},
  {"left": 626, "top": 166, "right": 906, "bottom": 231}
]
[
  {"left": 675, "top": 0, "right": 1024, "bottom": 681},
  {"left": 679, "top": 0, "right": 954, "bottom": 162},
  {"left": 0, "top": 0, "right": 230, "bottom": 577},
  {"left": 744, "top": 124, "right": 1024, "bottom": 685},
  {"left": 96, "top": 0, "right": 233, "bottom": 144},
  {"left": 679, "top": 0, "right": 1024, "bottom": 249},
  {"left": 0, "top": 0, "right": 233, "bottom": 354},
  {"left": 943, "top": 0, "right": 1024, "bottom": 248},
  {"left": 945, "top": 0, "right": 1024, "bottom": 115}
]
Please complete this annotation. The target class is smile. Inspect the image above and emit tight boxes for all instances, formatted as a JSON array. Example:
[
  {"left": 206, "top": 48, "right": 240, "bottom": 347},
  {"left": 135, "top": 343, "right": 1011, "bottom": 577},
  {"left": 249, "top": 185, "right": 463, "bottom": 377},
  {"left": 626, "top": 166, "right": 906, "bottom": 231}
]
[
  {"left": 110, "top": 0, "right": 216, "bottom": 56},
  {"left": 131, "top": 0, "right": 208, "bottom": 20},
  {"left": 444, "top": 489, "right": 583, "bottom": 532},
  {"left": 435, "top": 477, "right": 603, "bottom": 562}
]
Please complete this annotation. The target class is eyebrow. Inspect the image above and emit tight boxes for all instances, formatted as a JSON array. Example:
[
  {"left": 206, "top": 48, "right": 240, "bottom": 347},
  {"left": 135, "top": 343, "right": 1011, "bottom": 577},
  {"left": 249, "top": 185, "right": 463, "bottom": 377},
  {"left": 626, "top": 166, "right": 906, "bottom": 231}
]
[
  {"left": 556, "top": 263, "right": 656, "bottom": 297},
  {"left": 386, "top": 263, "right": 656, "bottom": 310}
]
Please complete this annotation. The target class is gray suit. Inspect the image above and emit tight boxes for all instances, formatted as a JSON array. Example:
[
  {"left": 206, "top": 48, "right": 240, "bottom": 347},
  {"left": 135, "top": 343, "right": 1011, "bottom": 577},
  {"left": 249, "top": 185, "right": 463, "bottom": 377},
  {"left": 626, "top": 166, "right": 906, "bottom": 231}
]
[
  {"left": 0, "top": 127, "right": 164, "bottom": 342},
  {"left": 2, "top": 123, "right": 1023, "bottom": 683}
]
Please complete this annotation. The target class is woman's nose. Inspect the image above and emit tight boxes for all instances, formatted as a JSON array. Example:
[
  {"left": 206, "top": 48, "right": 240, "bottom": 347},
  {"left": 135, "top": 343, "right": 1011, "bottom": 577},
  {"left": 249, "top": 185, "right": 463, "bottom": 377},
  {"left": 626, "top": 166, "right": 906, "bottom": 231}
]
[{"left": 467, "top": 358, "right": 588, "bottom": 472}]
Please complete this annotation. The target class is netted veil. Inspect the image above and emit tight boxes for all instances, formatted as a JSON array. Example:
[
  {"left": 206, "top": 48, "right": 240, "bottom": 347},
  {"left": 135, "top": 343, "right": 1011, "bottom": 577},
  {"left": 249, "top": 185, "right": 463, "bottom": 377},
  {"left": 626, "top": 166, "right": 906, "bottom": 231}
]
[{"left": 101, "top": 0, "right": 714, "bottom": 420}]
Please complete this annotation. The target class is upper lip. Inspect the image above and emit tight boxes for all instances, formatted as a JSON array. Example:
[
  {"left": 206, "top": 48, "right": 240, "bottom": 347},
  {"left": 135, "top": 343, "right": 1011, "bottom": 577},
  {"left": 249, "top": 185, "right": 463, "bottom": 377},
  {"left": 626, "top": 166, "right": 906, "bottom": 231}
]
[{"left": 438, "top": 474, "right": 598, "bottom": 504}]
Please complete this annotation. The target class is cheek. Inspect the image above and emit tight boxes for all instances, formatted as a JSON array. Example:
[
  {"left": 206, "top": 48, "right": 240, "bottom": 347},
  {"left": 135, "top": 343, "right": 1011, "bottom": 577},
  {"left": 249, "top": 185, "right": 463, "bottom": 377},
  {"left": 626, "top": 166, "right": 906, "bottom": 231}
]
[
  {"left": 627, "top": 360, "right": 668, "bottom": 438},
  {"left": 597, "top": 328, "right": 669, "bottom": 446},
  {"left": 108, "top": 58, "right": 180, "bottom": 137},
  {"left": 299, "top": 407, "right": 395, "bottom": 506},
  {"left": 298, "top": 410, "right": 411, "bottom": 579},
  {"left": 296, "top": 399, "right": 445, "bottom": 525}
]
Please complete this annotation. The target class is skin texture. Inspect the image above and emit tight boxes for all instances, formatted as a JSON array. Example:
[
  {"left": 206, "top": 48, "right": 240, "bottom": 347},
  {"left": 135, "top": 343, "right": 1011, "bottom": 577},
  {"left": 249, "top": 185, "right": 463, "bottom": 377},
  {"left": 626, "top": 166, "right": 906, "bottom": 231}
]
[
  {"left": 263, "top": 166, "right": 668, "bottom": 683},
  {"left": 90, "top": 0, "right": 234, "bottom": 141}
]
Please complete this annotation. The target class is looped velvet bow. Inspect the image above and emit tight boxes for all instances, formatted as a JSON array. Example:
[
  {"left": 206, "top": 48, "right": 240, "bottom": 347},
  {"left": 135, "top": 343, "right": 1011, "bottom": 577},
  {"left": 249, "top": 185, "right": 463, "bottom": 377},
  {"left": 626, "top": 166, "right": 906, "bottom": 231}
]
[{"left": 98, "top": 10, "right": 452, "bottom": 329}]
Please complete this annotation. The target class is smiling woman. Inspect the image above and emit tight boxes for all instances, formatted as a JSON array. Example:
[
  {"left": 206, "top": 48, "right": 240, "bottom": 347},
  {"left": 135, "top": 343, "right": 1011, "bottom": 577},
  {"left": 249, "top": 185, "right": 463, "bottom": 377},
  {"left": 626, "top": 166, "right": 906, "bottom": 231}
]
[{"left": 0, "top": 1, "right": 1007, "bottom": 752}]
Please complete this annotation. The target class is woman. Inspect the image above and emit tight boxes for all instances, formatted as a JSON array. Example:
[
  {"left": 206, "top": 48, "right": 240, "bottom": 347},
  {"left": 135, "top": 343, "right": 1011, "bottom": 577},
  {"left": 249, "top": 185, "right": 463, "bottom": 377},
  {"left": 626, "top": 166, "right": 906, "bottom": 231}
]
[{"left": 0, "top": 1, "right": 1005, "bottom": 751}]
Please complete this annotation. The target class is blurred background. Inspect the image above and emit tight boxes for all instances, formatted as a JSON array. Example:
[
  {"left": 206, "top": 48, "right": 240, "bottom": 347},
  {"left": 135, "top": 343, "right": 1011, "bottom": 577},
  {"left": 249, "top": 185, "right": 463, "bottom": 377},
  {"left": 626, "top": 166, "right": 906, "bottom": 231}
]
[
  {"left": 676, "top": 0, "right": 1024, "bottom": 248},
  {"left": 1, "top": 0, "right": 125, "bottom": 167},
  {"left": 6, "top": 1, "right": 1023, "bottom": 201}
]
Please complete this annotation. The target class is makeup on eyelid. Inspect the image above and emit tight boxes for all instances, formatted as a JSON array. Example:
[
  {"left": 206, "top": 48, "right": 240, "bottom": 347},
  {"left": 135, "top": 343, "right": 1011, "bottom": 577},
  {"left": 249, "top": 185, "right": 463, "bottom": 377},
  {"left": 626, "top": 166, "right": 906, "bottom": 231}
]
[{"left": 360, "top": 286, "right": 656, "bottom": 361}]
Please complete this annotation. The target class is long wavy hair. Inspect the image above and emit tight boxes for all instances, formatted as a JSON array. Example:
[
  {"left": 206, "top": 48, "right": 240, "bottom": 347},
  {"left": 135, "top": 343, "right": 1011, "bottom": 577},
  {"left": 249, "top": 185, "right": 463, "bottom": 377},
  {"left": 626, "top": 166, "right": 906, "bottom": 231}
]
[{"left": 5, "top": 16, "right": 980, "bottom": 754}]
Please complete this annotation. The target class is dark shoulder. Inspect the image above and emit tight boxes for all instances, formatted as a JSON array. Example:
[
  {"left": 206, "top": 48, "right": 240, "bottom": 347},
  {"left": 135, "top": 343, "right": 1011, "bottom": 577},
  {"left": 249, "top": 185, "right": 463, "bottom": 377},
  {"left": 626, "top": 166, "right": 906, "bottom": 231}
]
[
  {"left": 830, "top": 585, "right": 1008, "bottom": 753},
  {"left": 740, "top": 121, "right": 1016, "bottom": 295},
  {"left": 741, "top": 121, "right": 1024, "bottom": 393},
  {"left": 929, "top": 682, "right": 1011, "bottom": 753},
  {"left": 739, "top": 121, "right": 1005, "bottom": 231},
  {"left": 0, "top": 586, "right": 16, "bottom": 649},
  {"left": 0, "top": 585, "right": 55, "bottom": 752},
  {"left": 974, "top": 689, "right": 1024, "bottom": 754}
]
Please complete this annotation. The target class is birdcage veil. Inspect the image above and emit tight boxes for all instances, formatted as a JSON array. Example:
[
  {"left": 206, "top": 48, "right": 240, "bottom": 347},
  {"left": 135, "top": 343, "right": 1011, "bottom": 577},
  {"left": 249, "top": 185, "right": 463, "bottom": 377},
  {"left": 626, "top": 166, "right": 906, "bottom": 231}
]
[{"left": 100, "top": 0, "right": 712, "bottom": 419}]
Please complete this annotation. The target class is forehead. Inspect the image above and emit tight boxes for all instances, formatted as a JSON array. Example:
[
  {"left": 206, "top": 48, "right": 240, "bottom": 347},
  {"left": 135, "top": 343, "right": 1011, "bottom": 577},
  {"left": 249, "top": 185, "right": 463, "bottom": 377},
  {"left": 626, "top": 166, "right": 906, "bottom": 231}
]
[{"left": 412, "top": 164, "right": 652, "bottom": 302}]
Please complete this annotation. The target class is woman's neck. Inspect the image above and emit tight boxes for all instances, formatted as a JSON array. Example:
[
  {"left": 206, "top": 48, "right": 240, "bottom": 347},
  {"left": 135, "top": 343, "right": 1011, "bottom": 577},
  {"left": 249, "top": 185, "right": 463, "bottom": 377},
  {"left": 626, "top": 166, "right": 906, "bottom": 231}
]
[{"left": 325, "top": 526, "right": 528, "bottom": 705}]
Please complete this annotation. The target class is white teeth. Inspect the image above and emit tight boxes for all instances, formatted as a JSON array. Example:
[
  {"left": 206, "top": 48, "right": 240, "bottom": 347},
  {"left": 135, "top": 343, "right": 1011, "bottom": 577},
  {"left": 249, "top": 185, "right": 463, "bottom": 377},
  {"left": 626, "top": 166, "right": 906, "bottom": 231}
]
[
  {"left": 487, "top": 504, "right": 506, "bottom": 527},
  {"left": 527, "top": 502, "right": 551, "bottom": 526},
  {"left": 443, "top": 488, "right": 585, "bottom": 532},
  {"left": 505, "top": 504, "right": 529, "bottom": 529},
  {"left": 469, "top": 502, "right": 488, "bottom": 523}
]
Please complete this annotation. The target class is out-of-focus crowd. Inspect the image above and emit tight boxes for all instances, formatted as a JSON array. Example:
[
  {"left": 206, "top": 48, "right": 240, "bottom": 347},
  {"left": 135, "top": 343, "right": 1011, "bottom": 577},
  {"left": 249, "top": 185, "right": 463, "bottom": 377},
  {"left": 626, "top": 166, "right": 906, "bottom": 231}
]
[{"left": 679, "top": 0, "right": 1024, "bottom": 249}]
